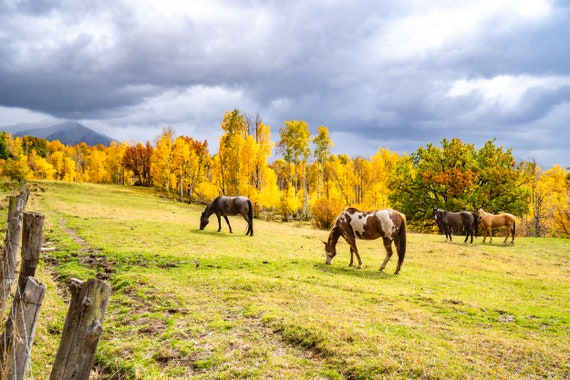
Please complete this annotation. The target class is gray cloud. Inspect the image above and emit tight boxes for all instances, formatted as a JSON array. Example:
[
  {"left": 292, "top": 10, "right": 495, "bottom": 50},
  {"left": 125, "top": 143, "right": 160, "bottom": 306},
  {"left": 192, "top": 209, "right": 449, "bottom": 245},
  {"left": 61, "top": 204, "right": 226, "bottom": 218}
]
[{"left": 1, "top": 0, "right": 569, "bottom": 168}]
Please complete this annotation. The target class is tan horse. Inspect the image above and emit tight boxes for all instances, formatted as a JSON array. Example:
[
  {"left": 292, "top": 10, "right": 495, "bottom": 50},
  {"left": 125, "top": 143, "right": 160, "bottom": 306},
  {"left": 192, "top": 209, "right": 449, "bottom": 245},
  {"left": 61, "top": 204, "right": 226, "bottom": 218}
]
[{"left": 477, "top": 208, "right": 516, "bottom": 244}]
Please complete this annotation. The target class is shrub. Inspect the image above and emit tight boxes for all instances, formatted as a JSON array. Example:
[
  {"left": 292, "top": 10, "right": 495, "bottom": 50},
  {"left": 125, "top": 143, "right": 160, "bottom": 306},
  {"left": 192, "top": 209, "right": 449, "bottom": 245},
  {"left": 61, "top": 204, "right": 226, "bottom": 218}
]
[{"left": 311, "top": 198, "right": 345, "bottom": 230}]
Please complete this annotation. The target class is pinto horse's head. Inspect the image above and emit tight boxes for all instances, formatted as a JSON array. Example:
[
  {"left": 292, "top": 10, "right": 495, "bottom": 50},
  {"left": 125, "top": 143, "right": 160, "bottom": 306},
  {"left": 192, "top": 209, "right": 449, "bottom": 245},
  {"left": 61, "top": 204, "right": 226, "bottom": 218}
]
[
  {"left": 199, "top": 212, "right": 209, "bottom": 230},
  {"left": 322, "top": 240, "right": 337, "bottom": 265}
]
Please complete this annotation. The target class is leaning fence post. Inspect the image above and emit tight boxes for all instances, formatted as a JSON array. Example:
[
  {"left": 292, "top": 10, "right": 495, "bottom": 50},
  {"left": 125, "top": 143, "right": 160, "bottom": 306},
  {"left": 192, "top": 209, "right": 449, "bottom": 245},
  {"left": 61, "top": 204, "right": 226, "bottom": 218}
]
[
  {"left": 0, "top": 188, "right": 30, "bottom": 318},
  {"left": 1, "top": 277, "right": 46, "bottom": 380},
  {"left": 0, "top": 210, "right": 44, "bottom": 379},
  {"left": 50, "top": 278, "right": 111, "bottom": 380}
]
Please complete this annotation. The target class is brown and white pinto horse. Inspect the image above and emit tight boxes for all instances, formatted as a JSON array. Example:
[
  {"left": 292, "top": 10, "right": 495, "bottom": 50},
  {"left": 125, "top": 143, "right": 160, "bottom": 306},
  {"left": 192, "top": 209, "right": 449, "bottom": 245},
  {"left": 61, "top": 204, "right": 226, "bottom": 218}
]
[
  {"left": 323, "top": 208, "right": 407, "bottom": 274},
  {"left": 477, "top": 208, "right": 516, "bottom": 244}
]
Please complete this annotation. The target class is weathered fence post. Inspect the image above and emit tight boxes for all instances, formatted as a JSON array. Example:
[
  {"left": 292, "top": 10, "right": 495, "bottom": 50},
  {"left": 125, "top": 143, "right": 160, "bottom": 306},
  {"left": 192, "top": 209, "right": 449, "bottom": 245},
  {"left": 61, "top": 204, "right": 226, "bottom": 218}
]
[
  {"left": 1, "top": 277, "right": 46, "bottom": 380},
  {"left": 16, "top": 212, "right": 44, "bottom": 292},
  {"left": 50, "top": 278, "right": 111, "bottom": 380},
  {"left": 0, "top": 188, "right": 30, "bottom": 318},
  {"left": 1, "top": 210, "right": 45, "bottom": 379}
]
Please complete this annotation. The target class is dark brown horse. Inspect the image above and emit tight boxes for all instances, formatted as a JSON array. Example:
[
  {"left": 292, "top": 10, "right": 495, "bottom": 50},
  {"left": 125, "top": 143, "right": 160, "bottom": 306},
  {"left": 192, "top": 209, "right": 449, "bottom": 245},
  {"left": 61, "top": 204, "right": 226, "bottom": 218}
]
[
  {"left": 478, "top": 208, "right": 516, "bottom": 243},
  {"left": 200, "top": 196, "right": 253, "bottom": 236},
  {"left": 433, "top": 208, "right": 478, "bottom": 243},
  {"left": 323, "top": 208, "right": 407, "bottom": 274}
]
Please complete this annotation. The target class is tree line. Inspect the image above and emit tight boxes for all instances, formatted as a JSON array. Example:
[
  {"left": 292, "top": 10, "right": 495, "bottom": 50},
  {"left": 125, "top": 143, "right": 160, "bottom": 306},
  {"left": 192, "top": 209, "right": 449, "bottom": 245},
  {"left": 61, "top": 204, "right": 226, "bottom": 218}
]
[{"left": 1, "top": 109, "right": 569, "bottom": 237}]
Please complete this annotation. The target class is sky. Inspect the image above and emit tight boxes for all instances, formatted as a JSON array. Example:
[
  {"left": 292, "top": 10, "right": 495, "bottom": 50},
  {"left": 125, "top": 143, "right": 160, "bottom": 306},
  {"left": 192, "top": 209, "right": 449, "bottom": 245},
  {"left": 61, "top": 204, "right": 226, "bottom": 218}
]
[{"left": 1, "top": 0, "right": 569, "bottom": 169}]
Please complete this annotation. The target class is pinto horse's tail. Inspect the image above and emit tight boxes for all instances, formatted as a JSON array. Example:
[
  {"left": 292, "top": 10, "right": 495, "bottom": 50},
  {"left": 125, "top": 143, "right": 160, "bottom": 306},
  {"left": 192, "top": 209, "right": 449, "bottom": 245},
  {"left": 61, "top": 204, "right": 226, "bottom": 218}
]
[
  {"left": 400, "top": 215, "right": 407, "bottom": 257},
  {"left": 395, "top": 213, "right": 407, "bottom": 274}
]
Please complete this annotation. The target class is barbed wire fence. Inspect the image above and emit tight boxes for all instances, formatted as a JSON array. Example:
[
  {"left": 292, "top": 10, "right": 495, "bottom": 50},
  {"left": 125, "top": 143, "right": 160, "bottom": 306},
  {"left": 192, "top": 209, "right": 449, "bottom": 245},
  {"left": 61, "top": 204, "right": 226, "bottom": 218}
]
[{"left": 0, "top": 186, "right": 110, "bottom": 380}]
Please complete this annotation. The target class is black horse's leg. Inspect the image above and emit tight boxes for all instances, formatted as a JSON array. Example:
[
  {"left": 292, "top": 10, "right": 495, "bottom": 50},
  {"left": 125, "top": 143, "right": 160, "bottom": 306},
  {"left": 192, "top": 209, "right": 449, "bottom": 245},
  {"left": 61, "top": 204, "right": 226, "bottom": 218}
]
[
  {"left": 223, "top": 215, "right": 232, "bottom": 233},
  {"left": 242, "top": 214, "right": 253, "bottom": 236},
  {"left": 446, "top": 226, "right": 452, "bottom": 241},
  {"left": 216, "top": 214, "right": 222, "bottom": 232},
  {"left": 464, "top": 225, "right": 470, "bottom": 243}
]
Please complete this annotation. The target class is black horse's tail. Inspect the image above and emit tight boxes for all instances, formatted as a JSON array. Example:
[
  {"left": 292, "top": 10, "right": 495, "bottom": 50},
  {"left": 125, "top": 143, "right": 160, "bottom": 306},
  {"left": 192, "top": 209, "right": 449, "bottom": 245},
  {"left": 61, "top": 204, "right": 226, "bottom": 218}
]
[
  {"left": 247, "top": 198, "right": 254, "bottom": 236},
  {"left": 472, "top": 212, "right": 479, "bottom": 237}
]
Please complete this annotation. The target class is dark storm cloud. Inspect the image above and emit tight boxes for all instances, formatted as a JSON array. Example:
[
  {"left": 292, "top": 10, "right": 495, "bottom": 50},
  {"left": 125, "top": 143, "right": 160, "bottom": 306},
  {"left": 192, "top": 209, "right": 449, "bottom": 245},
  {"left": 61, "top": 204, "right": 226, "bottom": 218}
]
[{"left": 1, "top": 0, "right": 570, "bottom": 168}]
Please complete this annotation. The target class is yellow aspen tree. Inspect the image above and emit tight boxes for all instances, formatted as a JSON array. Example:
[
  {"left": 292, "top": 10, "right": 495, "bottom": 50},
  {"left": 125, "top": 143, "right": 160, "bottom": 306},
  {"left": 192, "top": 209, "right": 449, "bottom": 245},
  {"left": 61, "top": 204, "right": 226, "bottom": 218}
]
[
  {"left": 84, "top": 147, "right": 108, "bottom": 183},
  {"left": 239, "top": 134, "right": 258, "bottom": 198},
  {"left": 277, "top": 120, "right": 311, "bottom": 217},
  {"left": 259, "top": 166, "right": 280, "bottom": 211},
  {"left": 62, "top": 156, "right": 77, "bottom": 182},
  {"left": 152, "top": 127, "right": 176, "bottom": 192},
  {"left": 367, "top": 147, "right": 401, "bottom": 209},
  {"left": 106, "top": 141, "right": 127, "bottom": 184},
  {"left": 27, "top": 150, "right": 56, "bottom": 180},
  {"left": 218, "top": 109, "right": 248, "bottom": 195},
  {"left": 49, "top": 150, "right": 65, "bottom": 180},
  {"left": 327, "top": 154, "right": 356, "bottom": 206},
  {"left": 72, "top": 142, "right": 93, "bottom": 181},
  {"left": 3, "top": 137, "right": 30, "bottom": 180},
  {"left": 537, "top": 165, "right": 570, "bottom": 237},
  {"left": 312, "top": 125, "right": 333, "bottom": 199},
  {"left": 172, "top": 136, "right": 192, "bottom": 199}
]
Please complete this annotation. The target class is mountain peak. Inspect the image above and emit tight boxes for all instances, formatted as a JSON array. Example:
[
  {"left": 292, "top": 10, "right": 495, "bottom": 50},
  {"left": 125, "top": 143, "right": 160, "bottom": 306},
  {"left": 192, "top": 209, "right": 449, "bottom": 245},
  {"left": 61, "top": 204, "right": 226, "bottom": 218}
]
[{"left": 1, "top": 120, "right": 116, "bottom": 146}]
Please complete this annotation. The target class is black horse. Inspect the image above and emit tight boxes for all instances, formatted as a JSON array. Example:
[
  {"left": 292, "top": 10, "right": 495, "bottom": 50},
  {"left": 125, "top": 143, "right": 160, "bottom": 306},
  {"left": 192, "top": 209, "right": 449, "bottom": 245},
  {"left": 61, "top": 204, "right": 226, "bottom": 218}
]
[
  {"left": 200, "top": 196, "right": 253, "bottom": 236},
  {"left": 433, "top": 208, "right": 478, "bottom": 243}
]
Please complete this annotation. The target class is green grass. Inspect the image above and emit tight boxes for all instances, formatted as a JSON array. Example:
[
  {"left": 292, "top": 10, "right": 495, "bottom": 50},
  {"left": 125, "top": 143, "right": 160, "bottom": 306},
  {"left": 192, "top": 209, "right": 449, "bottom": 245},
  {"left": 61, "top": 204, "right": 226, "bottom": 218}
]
[{"left": 17, "top": 181, "right": 570, "bottom": 379}]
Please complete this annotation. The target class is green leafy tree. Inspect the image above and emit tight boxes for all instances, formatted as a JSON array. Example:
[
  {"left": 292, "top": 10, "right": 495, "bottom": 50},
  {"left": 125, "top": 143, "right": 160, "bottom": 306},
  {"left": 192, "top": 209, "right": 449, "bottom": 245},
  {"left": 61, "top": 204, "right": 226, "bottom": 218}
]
[
  {"left": 0, "top": 132, "right": 8, "bottom": 160},
  {"left": 388, "top": 138, "right": 529, "bottom": 231},
  {"left": 473, "top": 139, "right": 531, "bottom": 216}
]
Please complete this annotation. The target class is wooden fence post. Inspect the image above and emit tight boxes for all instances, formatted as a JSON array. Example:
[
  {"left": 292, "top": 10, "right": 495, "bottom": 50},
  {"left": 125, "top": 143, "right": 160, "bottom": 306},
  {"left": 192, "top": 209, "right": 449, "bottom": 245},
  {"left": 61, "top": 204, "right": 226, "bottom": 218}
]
[
  {"left": 0, "top": 188, "right": 30, "bottom": 318},
  {"left": 50, "top": 278, "right": 111, "bottom": 380},
  {"left": 0, "top": 210, "right": 45, "bottom": 379},
  {"left": 17, "top": 212, "right": 44, "bottom": 292},
  {"left": 1, "top": 277, "right": 46, "bottom": 380}
]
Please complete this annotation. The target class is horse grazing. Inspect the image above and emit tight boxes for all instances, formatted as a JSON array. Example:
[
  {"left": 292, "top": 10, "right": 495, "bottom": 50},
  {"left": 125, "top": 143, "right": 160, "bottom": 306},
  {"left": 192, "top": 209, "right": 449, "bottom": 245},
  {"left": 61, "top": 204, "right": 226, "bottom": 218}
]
[
  {"left": 433, "top": 208, "right": 478, "bottom": 243},
  {"left": 200, "top": 196, "right": 253, "bottom": 236},
  {"left": 477, "top": 208, "right": 516, "bottom": 244},
  {"left": 323, "top": 208, "right": 407, "bottom": 274}
]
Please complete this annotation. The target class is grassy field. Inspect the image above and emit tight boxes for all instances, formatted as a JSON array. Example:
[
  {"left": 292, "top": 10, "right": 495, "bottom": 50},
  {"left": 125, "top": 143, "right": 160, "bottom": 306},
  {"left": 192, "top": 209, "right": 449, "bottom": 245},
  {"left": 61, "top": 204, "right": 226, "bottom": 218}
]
[{"left": 3, "top": 181, "right": 569, "bottom": 379}]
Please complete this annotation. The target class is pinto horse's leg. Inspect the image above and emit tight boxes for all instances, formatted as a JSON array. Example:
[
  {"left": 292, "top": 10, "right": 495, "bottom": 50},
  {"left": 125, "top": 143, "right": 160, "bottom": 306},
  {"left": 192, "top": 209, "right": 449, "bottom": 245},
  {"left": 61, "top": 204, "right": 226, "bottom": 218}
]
[
  {"left": 392, "top": 236, "right": 405, "bottom": 275},
  {"left": 379, "top": 237, "right": 394, "bottom": 272},
  {"left": 223, "top": 215, "right": 232, "bottom": 233},
  {"left": 345, "top": 236, "right": 361, "bottom": 268}
]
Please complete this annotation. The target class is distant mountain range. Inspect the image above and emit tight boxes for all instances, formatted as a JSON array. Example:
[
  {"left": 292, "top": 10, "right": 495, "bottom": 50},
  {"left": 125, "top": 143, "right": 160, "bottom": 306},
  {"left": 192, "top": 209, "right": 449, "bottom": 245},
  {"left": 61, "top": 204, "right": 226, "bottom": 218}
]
[{"left": 0, "top": 120, "right": 116, "bottom": 146}]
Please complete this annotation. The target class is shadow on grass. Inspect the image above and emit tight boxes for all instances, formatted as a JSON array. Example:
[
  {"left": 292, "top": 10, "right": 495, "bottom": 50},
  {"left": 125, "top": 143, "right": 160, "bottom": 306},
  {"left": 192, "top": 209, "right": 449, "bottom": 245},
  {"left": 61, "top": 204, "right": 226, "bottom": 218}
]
[
  {"left": 314, "top": 263, "right": 394, "bottom": 280},
  {"left": 189, "top": 228, "right": 253, "bottom": 238},
  {"left": 434, "top": 239, "right": 516, "bottom": 248}
]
